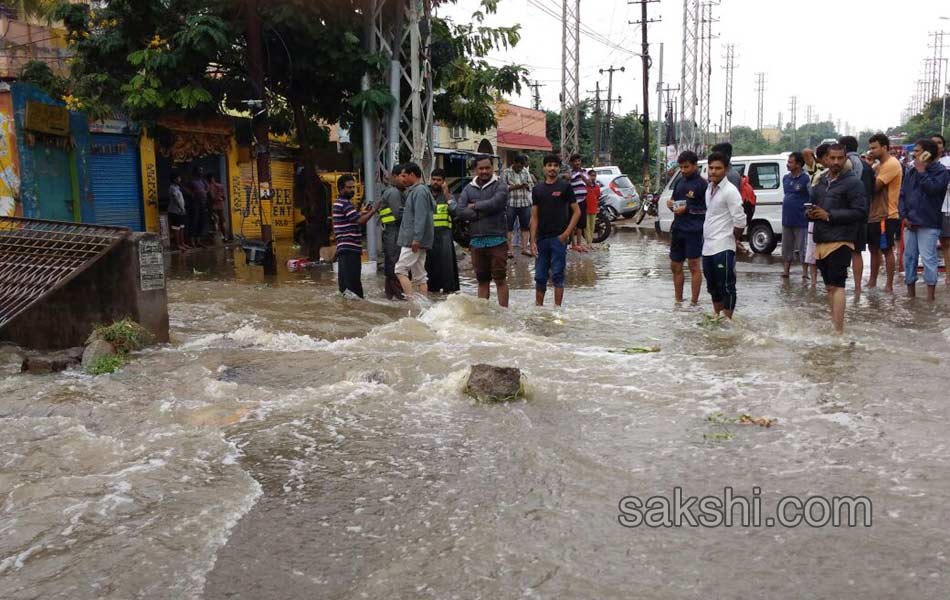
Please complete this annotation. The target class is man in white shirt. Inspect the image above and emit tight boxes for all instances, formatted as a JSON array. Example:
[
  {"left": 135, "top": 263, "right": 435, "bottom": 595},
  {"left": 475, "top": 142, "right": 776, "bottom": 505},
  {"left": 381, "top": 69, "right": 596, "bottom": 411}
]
[
  {"left": 931, "top": 134, "right": 950, "bottom": 285},
  {"left": 702, "top": 151, "right": 747, "bottom": 319}
]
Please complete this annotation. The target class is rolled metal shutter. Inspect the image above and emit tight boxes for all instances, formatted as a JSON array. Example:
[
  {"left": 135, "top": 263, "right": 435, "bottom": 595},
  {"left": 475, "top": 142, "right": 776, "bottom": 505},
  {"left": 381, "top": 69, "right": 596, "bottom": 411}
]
[
  {"left": 269, "top": 160, "right": 295, "bottom": 240},
  {"left": 89, "top": 134, "right": 143, "bottom": 230}
]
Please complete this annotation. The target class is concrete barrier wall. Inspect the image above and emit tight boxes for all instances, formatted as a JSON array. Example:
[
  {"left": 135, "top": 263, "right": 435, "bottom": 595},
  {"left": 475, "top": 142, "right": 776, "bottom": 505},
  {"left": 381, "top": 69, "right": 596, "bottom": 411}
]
[{"left": 0, "top": 232, "right": 169, "bottom": 350}]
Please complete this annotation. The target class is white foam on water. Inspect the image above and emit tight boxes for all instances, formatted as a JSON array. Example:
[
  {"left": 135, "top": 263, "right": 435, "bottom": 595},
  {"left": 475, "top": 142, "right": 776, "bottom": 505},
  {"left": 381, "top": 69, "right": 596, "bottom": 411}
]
[{"left": 179, "top": 323, "right": 342, "bottom": 353}]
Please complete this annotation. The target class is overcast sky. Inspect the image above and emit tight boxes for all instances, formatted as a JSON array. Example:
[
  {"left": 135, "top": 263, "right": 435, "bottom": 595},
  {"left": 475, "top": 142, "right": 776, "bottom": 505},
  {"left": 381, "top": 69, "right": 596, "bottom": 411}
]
[{"left": 437, "top": 0, "right": 950, "bottom": 135}]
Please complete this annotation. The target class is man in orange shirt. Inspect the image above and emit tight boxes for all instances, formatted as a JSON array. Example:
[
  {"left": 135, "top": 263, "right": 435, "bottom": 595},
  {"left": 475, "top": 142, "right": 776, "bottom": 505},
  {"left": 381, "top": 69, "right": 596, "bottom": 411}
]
[{"left": 866, "top": 133, "right": 903, "bottom": 292}]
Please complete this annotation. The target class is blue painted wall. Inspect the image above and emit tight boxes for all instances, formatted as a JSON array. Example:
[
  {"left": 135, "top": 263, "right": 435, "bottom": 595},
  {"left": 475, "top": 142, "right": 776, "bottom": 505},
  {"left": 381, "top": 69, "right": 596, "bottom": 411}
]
[{"left": 11, "top": 83, "right": 93, "bottom": 222}]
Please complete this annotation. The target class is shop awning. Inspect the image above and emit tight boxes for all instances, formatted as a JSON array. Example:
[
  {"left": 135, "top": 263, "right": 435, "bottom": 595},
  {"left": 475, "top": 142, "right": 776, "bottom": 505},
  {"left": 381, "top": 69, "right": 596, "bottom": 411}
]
[{"left": 496, "top": 131, "right": 552, "bottom": 152}]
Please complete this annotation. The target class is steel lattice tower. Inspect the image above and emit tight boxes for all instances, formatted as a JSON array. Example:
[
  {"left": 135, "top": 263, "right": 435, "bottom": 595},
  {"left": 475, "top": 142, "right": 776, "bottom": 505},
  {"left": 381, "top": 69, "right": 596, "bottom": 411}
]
[
  {"left": 560, "top": 0, "right": 581, "bottom": 160},
  {"left": 930, "top": 31, "right": 947, "bottom": 101},
  {"left": 722, "top": 43, "right": 735, "bottom": 141},
  {"left": 679, "top": 0, "right": 699, "bottom": 150},
  {"left": 805, "top": 104, "right": 814, "bottom": 125},
  {"left": 698, "top": 1, "right": 717, "bottom": 152},
  {"left": 754, "top": 72, "right": 765, "bottom": 131},
  {"left": 789, "top": 96, "right": 797, "bottom": 131}
]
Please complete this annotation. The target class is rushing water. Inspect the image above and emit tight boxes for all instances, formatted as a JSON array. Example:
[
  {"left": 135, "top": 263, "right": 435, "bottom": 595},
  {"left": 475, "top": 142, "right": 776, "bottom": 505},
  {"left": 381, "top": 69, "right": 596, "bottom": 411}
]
[{"left": 2, "top": 229, "right": 950, "bottom": 599}]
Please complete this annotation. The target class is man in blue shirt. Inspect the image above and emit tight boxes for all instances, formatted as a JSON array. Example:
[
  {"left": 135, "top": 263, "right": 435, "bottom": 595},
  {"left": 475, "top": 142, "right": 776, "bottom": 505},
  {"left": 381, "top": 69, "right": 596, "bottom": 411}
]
[
  {"left": 666, "top": 151, "right": 708, "bottom": 304},
  {"left": 781, "top": 152, "right": 811, "bottom": 279}
]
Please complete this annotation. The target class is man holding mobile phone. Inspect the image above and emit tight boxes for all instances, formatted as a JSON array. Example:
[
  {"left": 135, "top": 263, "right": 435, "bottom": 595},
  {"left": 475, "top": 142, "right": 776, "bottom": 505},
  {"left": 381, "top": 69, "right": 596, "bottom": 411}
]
[
  {"left": 667, "top": 151, "right": 708, "bottom": 304},
  {"left": 900, "top": 139, "right": 950, "bottom": 300}
]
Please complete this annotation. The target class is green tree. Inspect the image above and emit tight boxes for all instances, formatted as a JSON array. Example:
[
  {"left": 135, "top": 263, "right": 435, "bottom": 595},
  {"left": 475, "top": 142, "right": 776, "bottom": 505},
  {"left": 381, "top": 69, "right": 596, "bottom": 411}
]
[
  {"left": 899, "top": 97, "right": 948, "bottom": 142},
  {"left": 18, "top": 60, "right": 67, "bottom": 98},
  {"left": 610, "top": 112, "right": 654, "bottom": 186},
  {"left": 730, "top": 126, "right": 774, "bottom": 155},
  {"left": 14, "top": 0, "right": 59, "bottom": 22},
  {"left": 430, "top": 0, "right": 525, "bottom": 133},
  {"left": 771, "top": 121, "right": 841, "bottom": 153}
]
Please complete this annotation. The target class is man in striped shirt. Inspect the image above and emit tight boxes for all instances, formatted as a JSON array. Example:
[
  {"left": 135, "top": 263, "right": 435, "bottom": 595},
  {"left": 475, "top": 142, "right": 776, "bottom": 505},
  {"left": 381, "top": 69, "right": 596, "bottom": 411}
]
[
  {"left": 333, "top": 175, "right": 376, "bottom": 298},
  {"left": 569, "top": 153, "right": 590, "bottom": 251}
]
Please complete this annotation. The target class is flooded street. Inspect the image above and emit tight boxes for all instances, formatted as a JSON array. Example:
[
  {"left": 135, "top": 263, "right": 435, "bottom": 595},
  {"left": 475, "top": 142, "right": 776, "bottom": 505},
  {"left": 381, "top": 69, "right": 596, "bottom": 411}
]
[{"left": 3, "top": 228, "right": 950, "bottom": 599}]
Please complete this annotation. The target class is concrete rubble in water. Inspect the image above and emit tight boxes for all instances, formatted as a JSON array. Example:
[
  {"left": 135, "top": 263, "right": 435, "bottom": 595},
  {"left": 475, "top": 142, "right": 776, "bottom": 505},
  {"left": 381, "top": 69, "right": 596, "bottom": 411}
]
[{"left": 465, "top": 364, "right": 525, "bottom": 403}]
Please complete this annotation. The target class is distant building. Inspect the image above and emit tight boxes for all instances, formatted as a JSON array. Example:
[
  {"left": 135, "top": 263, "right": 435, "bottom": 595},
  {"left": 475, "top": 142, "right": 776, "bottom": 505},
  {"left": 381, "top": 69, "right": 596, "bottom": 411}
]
[
  {"left": 433, "top": 101, "right": 551, "bottom": 178},
  {"left": 760, "top": 127, "right": 782, "bottom": 144}
]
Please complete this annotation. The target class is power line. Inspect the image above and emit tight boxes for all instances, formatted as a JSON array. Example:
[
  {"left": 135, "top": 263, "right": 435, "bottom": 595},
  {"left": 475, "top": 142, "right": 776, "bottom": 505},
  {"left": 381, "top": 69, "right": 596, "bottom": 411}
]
[{"left": 528, "top": 0, "right": 641, "bottom": 59}]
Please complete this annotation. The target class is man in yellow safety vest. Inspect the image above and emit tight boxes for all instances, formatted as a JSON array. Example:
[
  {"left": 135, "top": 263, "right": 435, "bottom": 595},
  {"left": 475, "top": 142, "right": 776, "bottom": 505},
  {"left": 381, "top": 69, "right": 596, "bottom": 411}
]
[
  {"left": 426, "top": 168, "right": 460, "bottom": 293},
  {"left": 378, "top": 164, "right": 406, "bottom": 300}
]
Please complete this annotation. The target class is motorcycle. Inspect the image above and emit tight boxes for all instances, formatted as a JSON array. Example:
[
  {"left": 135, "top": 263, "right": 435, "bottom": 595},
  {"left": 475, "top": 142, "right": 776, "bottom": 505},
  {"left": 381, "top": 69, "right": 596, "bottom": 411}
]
[
  {"left": 592, "top": 196, "right": 613, "bottom": 244},
  {"left": 634, "top": 192, "right": 658, "bottom": 225}
]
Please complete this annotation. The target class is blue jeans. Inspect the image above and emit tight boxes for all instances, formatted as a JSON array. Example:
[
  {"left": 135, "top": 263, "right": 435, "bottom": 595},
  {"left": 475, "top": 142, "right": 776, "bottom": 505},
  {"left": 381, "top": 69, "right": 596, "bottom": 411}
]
[
  {"left": 903, "top": 227, "right": 940, "bottom": 286},
  {"left": 535, "top": 236, "right": 567, "bottom": 292}
]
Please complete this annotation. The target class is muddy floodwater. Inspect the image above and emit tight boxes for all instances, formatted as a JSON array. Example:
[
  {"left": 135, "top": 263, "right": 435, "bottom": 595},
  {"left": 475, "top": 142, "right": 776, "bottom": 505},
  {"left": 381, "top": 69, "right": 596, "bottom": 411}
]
[{"left": 2, "top": 229, "right": 949, "bottom": 599}]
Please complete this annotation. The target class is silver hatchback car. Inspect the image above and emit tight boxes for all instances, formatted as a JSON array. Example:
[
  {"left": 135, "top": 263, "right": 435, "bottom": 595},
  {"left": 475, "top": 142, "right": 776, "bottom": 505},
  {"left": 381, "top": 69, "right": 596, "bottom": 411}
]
[{"left": 595, "top": 174, "right": 640, "bottom": 220}]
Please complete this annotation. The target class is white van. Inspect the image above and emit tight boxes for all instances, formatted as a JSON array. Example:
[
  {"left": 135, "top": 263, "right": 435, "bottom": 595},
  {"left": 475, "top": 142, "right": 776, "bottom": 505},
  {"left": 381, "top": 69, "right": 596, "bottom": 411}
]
[{"left": 657, "top": 153, "right": 790, "bottom": 254}]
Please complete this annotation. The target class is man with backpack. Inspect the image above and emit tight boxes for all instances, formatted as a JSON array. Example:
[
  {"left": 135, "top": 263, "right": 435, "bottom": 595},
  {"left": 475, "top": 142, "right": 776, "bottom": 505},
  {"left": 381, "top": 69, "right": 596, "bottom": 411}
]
[{"left": 840, "top": 136, "right": 873, "bottom": 296}]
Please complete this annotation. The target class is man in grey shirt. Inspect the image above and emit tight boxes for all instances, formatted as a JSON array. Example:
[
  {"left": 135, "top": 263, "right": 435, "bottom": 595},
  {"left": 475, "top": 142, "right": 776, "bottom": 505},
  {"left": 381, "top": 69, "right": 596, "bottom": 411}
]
[{"left": 395, "top": 162, "right": 435, "bottom": 300}]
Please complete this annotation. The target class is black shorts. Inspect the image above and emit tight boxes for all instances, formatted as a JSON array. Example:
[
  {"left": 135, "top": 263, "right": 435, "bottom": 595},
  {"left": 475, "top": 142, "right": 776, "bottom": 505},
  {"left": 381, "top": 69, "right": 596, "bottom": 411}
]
[
  {"left": 853, "top": 221, "right": 868, "bottom": 252},
  {"left": 575, "top": 202, "right": 587, "bottom": 230},
  {"left": 669, "top": 229, "right": 703, "bottom": 263},
  {"left": 866, "top": 219, "right": 900, "bottom": 251},
  {"left": 817, "top": 245, "right": 852, "bottom": 288},
  {"left": 168, "top": 213, "right": 186, "bottom": 229}
]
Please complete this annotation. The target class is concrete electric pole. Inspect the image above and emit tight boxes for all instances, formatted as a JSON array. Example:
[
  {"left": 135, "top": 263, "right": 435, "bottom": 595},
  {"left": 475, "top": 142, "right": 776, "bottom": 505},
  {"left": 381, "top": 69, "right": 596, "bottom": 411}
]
[
  {"left": 754, "top": 72, "right": 765, "bottom": 131},
  {"left": 631, "top": 0, "right": 660, "bottom": 191},
  {"left": 722, "top": 43, "right": 735, "bottom": 141},
  {"left": 529, "top": 81, "right": 545, "bottom": 110},
  {"left": 600, "top": 65, "right": 625, "bottom": 163}
]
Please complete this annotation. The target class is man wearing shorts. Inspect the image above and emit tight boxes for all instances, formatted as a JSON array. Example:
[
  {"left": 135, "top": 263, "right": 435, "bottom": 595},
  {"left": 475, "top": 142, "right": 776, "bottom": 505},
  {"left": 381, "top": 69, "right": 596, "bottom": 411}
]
[
  {"left": 866, "top": 133, "right": 903, "bottom": 292},
  {"left": 167, "top": 172, "right": 189, "bottom": 251},
  {"left": 781, "top": 152, "right": 810, "bottom": 279},
  {"left": 667, "top": 151, "right": 708, "bottom": 304},
  {"left": 505, "top": 155, "right": 535, "bottom": 257},
  {"left": 808, "top": 144, "right": 866, "bottom": 334},
  {"left": 701, "top": 152, "right": 746, "bottom": 319},
  {"left": 531, "top": 154, "right": 580, "bottom": 307},
  {"left": 395, "top": 162, "right": 435, "bottom": 300},
  {"left": 456, "top": 155, "right": 510, "bottom": 307}
]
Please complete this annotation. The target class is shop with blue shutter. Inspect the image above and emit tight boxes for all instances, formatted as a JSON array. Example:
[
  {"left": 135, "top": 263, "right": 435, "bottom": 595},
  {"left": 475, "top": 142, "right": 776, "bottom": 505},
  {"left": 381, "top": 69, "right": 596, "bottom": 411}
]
[{"left": 88, "top": 118, "right": 143, "bottom": 231}]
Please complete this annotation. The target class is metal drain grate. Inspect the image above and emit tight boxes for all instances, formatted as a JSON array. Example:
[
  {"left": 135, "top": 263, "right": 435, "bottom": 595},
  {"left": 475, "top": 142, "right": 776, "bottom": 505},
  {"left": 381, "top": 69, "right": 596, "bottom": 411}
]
[{"left": 0, "top": 217, "right": 131, "bottom": 330}]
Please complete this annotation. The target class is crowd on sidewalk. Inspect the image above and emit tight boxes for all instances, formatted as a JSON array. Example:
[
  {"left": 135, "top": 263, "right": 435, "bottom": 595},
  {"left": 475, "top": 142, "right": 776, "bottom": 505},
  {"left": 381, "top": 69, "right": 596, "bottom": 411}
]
[
  {"left": 327, "top": 132, "right": 950, "bottom": 335},
  {"left": 666, "top": 134, "right": 950, "bottom": 334},
  {"left": 333, "top": 153, "right": 596, "bottom": 308},
  {"left": 166, "top": 166, "right": 229, "bottom": 251}
]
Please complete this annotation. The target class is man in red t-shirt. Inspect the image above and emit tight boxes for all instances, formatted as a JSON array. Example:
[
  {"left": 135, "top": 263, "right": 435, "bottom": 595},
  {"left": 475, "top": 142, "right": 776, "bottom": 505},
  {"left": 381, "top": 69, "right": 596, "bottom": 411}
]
[{"left": 584, "top": 169, "right": 600, "bottom": 249}]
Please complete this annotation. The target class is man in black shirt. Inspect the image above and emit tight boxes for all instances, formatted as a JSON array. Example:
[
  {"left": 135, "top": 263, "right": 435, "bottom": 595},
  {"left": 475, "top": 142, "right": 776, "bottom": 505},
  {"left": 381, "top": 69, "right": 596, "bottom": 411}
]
[
  {"left": 531, "top": 154, "right": 581, "bottom": 307},
  {"left": 666, "top": 150, "right": 708, "bottom": 304}
]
